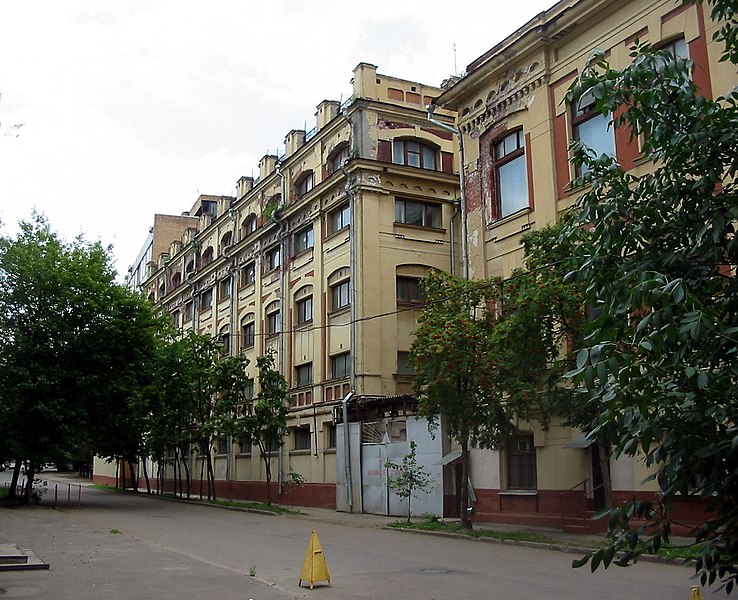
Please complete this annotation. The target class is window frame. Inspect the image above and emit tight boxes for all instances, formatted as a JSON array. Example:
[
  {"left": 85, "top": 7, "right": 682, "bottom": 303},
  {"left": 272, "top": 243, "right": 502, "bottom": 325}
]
[
  {"left": 266, "top": 308, "right": 281, "bottom": 338},
  {"left": 396, "top": 276, "right": 425, "bottom": 306},
  {"left": 295, "top": 362, "right": 313, "bottom": 388},
  {"left": 392, "top": 139, "right": 437, "bottom": 170},
  {"left": 395, "top": 197, "right": 442, "bottom": 229},
  {"left": 296, "top": 295, "right": 313, "bottom": 326},
  {"left": 295, "top": 171, "right": 315, "bottom": 198},
  {"left": 293, "top": 427, "right": 311, "bottom": 452},
  {"left": 264, "top": 246, "right": 281, "bottom": 273},
  {"left": 506, "top": 433, "right": 537, "bottom": 490},
  {"left": 200, "top": 288, "right": 213, "bottom": 311},
  {"left": 242, "top": 320, "right": 255, "bottom": 349},
  {"left": 219, "top": 277, "right": 232, "bottom": 300},
  {"left": 329, "top": 203, "right": 351, "bottom": 234},
  {"left": 331, "top": 352, "right": 350, "bottom": 379},
  {"left": 571, "top": 92, "right": 615, "bottom": 177},
  {"left": 331, "top": 279, "right": 350, "bottom": 311},
  {"left": 240, "top": 261, "right": 256, "bottom": 287},
  {"left": 293, "top": 224, "right": 314, "bottom": 256},
  {"left": 492, "top": 129, "right": 529, "bottom": 218}
]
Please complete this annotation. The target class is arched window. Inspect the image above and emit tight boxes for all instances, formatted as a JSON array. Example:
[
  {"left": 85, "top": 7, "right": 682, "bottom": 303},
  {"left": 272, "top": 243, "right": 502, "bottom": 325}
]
[
  {"left": 241, "top": 214, "right": 257, "bottom": 239},
  {"left": 265, "top": 301, "right": 281, "bottom": 337},
  {"left": 201, "top": 246, "right": 214, "bottom": 266},
  {"left": 241, "top": 313, "right": 255, "bottom": 349},
  {"left": 327, "top": 143, "right": 350, "bottom": 176},
  {"left": 392, "top": 139, "right": 437, "bottom": 170},
  {"left": 295, "top": 285, "right": 313, "bottom": 326},
  {"left": 294, "top": 171, "right": 314, "bottom": 198}
]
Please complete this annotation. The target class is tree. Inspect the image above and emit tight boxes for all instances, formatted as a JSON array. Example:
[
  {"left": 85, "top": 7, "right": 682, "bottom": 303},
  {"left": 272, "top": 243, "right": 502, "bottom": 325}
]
[
  {"left": 561, "top": 0, "right": 738, "bottom": 589},
  {"left": 411, "top": 244, "right": 585, "bottom": 529},
  {"left": 0, "top": 214, "right": 165, "bottom": 503},
  {"left": 385, "top": 440, "right": 433, "bottom": 523},
  {"left": 232, "top": 350, "right": 288, "bottom": 505}
]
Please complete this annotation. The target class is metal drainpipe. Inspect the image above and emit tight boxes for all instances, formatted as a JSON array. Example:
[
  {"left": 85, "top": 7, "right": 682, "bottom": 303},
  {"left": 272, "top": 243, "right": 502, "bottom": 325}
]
[
  {"left": 341, "top": 391, "right": 354, "bottom": 511},
  {"left": 225, "top": 207, "right": 238, "bottom": 484},
  {"left": 340, "top": 105, "right": 357, "bottom": 512},
  {"left": 274, "top": 160, "right": 287, "bottom": 495},
  {"left": 427, "top": 105, "right": 468, "bottom": 279}
]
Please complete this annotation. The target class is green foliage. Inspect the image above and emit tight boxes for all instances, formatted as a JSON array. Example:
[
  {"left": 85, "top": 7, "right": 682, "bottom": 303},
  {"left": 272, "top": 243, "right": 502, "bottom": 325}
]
[
  {"left": 0, "top": 214, "right": 168, "bottom": 502},
  {"left": 385, "top": 440, "right": 433, "bottom": 523},
  {"left": 561, "top": 1, "right": 738, "bottom": 590}
]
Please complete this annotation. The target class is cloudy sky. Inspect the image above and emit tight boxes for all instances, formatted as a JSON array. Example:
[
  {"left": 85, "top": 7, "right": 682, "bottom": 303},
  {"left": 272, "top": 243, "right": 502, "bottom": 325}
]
[{"left": 0, "top": 1, "right": 554, "bottom": 278}]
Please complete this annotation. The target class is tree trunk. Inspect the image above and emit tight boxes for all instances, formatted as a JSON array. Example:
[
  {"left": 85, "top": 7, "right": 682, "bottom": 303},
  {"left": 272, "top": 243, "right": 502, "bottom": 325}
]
[
  {"left": 127, "top": 458, "right": 138, "bottom": 492},
  {"left": 600, "top": 448, "right": 614, "bottom": 510},
  {"left": 8, "top": 460, "right": 21, "bottom": 500},
  {"left": 23, "top": 460, "right": 36, "bottom": 504},
  {"left": 120, "top": 458, "right": 127, "bottom": 490},
  {"left": 206, "top": 451, "right": 216, "bottom": 501},
  {"left": 182, "top": 447, "right": 192, "bottom": 499},
  {"left": 142, "top": 458, "right": 151, "bottom": 494},
  {"left": 115, "top": 459, "right": 120, "bottom": 489},
  {"left": 460, "top": 438, "right": 472, "bottom": 530}
]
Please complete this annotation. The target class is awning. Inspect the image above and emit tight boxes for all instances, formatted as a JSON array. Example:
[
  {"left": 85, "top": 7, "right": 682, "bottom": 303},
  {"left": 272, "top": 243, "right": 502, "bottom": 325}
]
[
  {"left": 435, "top": 450, "right": 462, "bottom": 465},
  {"left": 565, "top": 433, "right": 595, "bottom": 449}
]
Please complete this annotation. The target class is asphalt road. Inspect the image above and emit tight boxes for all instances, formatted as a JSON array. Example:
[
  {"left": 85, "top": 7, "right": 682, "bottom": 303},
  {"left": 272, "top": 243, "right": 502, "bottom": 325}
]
[{"left": 0, "top": 473, "right": 718, "bottom": 599}]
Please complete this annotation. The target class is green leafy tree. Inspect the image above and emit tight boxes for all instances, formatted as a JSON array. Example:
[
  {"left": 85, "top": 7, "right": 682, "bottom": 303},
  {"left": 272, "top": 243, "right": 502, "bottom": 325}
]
[
  {"left": 0, "top": 215, "right": 165, "bottom": 503},
  {"left": 561, "top": 0, "right": 738, "bottom": 589},
  {"left": 232, "top": 350, "right": 288, "bottom": 505},
  {"left": 385, "top": 440, "right": 433, "bottom": 523}
]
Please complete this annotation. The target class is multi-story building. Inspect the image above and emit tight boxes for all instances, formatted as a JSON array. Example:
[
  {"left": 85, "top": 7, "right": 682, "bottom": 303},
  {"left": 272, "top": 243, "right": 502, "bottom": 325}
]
[
  {"left": 96, "top": 62, "right": 462, "bottom": 515},
  {"left": 432, "top": 0, "right": 735, "bottom": 530}
]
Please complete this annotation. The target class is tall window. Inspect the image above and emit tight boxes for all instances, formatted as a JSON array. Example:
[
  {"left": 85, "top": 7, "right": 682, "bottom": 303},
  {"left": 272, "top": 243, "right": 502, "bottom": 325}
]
[
  {"left": 296, "top": 296, "right": 313, "bottom": 325},
  {"left": 393, "top": 139, "right": 436, "bottom": 170},
  {"left": 397, "top": 351, "right": 415, "bottom": 375},
  {"left": 572, "top": 92, "right": 615, "bottom": 176},
  {"left": 219, "top": 278, "right": 231, "bottom": 300},
  {"left": 396, "top": 277, "right": 425, "bottom": 305},
  {"left": 395, "top": 198, "right": 441, "bottom": 228},
  {"left": 240, "top": 261, "right": 256, "bottom": 287},
  {"left": 220, "top": 328, "right": 231, "bottom": 356},
  {"left": 293, "top": 427, "right": 311, "bottom": 451},
  {"left": 295, "top": 363, "right": 313, "bottom": 387},
  {"left": 201, "top": 246, "right": 214, "bottom": 266},
  {"left": 172, "top": 310, "right": 181, "bottom": 329},
  {"left": 266, "top": 305, "right": 281, "bottom": 337},
  {"left": 293, "top": 225, "right": 314, "bottom": 255},
  {"left": 295, "top": 171, "right": 314, "bottom": 197},
  {"left": 242, "top": 320, "right": 255, "bottom": 349},
  {"left": 331, "top": 352, "right": 350, "bottom": 379},
  {"left": 493, "top": 130, "right": 528, "bottom": 218},
  {"left": 328, "top": 144, "right": 351, "bottom": 175},
  {"left": 265, "top": 246, "right": 280, "bottom": 272},
  {"left": 200, "top": 288, "right": 213, "bottom": 311},
  {"left": 506, "top": 434, "right": 537, "bottom": 490},
  {"left": 242, "top": 215, "right": 257, "bottom": 238},
  {"left": 329, "top": 203, "right": 350, "bottom": 234},
  {"left": 331, "top": 280, "right": 350, "bottom": 311},
  {"left": 184, "top": 301, "right": 193, "bottom": 321}
]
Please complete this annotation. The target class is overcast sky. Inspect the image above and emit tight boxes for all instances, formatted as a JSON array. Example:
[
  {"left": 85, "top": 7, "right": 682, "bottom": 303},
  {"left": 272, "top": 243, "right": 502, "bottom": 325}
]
[{"left": 0, "top": 1, "right": 554, "bottom": 278}]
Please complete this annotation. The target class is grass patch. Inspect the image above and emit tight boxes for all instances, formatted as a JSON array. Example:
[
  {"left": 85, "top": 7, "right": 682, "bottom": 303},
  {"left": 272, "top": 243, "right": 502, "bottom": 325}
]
[
  {"left": 389, "top": 516, "right": 560, "bottom": 544},
  {"left": 0, "top": 487, "right": 8, "bottom": 500},
  {"left": 92, "top": 484, "right": 127, "bottom": 493},
  {"left": 109, "top": 529, "right": 122, "bottom": 534},
  {"left": 209, "top": 498, "right": 304, "bottom": 515},
  {"left": 656, "top": 543, "right": 704, "bottom": 561}
]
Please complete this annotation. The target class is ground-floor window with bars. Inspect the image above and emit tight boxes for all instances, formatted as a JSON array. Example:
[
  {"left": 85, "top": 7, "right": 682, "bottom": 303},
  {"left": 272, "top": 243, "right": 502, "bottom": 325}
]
[{"left": 506, "top": 434, "right": 537, "bottom": 490}]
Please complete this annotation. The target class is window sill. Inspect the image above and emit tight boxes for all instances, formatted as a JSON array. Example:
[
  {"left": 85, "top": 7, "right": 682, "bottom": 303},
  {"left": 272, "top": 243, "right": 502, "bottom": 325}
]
[
  {"left": 290, "top": 449, "right": 312, "bottom": 456},
  {"left": 325, "top": 227, "right": 350, "bottom": 243},
  {"left": 324, "top": 448, "right": 337, "bottom": 454},
  {"left": 393, "top": 222, "right": 446, "bottom": 234},
  {"left": 499, "top": 489, "right": 538, "bottom": 496},
  {"left": 489, "top": 207, "right": 531, "bottom": 229},
  {"left": 329, "top": 306, "right": 350, "bottom": 317}
]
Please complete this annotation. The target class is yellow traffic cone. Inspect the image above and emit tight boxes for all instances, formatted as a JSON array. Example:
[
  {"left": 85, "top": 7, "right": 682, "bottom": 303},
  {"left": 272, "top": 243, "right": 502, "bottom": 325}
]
[
  {"left": 299, "top": 530, "right": 331, "bottom": 589},
  {"left": 690, "top": 586, "right": 703, "bottom": 600}
]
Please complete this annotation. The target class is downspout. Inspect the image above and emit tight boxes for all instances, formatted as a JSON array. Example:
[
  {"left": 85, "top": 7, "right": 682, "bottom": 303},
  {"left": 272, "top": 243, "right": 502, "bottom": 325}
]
[
  {"left": 274, "top": 159, "right": 287, "bottom": 495},
  {"left": 340, "top": 105, "right": 357, "bottom": 512},
  {"left": 225, "top": 206, "right": 238, "bottom": 484},
  {"left": 341, "top": 391, "right": 354, "bottom": 511},
  {"left": 427, "top": 105, "right": 468, "bottom": 279}
]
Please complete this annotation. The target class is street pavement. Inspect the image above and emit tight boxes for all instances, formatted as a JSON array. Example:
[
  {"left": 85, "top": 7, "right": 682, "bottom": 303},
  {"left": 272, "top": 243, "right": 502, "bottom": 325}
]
[{"left": 0, "top": 472, "right": 718, "bottom": 599}]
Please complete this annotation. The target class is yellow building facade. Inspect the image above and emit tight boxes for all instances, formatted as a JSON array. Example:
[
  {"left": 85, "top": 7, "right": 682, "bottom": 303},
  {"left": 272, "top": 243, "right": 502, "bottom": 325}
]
[{"left": 433, "top": 0, "right": 735, "bottom": 529}]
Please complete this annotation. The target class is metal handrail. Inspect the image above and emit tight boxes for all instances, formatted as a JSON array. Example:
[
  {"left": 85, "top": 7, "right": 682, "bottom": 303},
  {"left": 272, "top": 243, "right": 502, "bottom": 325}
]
[{"left": 560, "top": 478, "right": 589, "bottom": 528}]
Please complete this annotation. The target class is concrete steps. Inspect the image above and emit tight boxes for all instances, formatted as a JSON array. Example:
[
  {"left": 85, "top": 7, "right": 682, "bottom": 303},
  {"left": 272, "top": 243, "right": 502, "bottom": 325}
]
[{"left": 0, "top": 543, "right": 49, "bottom": 571}]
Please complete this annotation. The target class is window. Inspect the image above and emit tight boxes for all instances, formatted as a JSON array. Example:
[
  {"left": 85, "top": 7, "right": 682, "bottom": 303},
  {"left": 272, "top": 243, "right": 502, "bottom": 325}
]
[
  {"left": 238, "top": 440, "right": 252, "bottom": 455},
  {"left": 331, "top": 352, "right": 350, "bottom": 379},
  {"left": 171, "top": 311, "right": 181, "bottom": 329},
  {"left": 200, "top": 288, "right": 213, "bottom": 311},
  {"left": 220, "top": 231, "right": 232, "bottom": 250},
  {"left": 296, "top": 296, "right": 313, "bottom": 325},
  {"left": 395, "top": 198, "right": 441, "bottom": 228},
  {"left": 186, "top": 258, "right": 195, "bottom": 274},
  {"left": 293, "top": 225, "right": 314, "bottom": 255},
  {"left": 242, "top": 215, "right": 257, "bottom": 238},
  {"left": 184, "top": 301, "right": 193, "bottom": 321},
  {"left": 393, "top": 139, "right": 437, "bottom": 170},
  {"left": 240, "top": 261, "right": 256, "bottom": 287},
  {"left": 506, "top": 434, "right": 537, "bottom": 490},
  {"left": 216, "top": 438, "right": 228, "bottom": 455},
  {"left": 397, "top": 351, "right": 415, "bottom": 375},
  {"left": 331, "top": 280, "right": 350, "bottom": 311},
  {"left": 220, "top": 329, "right": 230, "bottom": 356},
  {"left": 219, "top": 278, "right": 231, "bottom": 299},
  {"left": 396, "top": 277, "right": 425, "bottom": 305},
  {"left": 265, "top": 434, "right": 281, "bottom": 453},
  {"left": 493, "top": 130, "right": 529, "bottom": 218},
  {"left": 296, "top": 363, "right": 313, "bottom": 387},
  {"left": 265, "top": 246, "right": 280, "bottom": 272},
  {"left": 293, "top": 427, "right": 311, "bottom": 451},
  {"left": 328, "top": 145, "right": 351, "bottom": 175},
  {"left": 295, "top": 171, "right": 314, "bottom": 197},
  {"left": 325, "top": 424, "right": 337, "bottom": 450},
  {"left": 572, "top": 92, "right": 615, "bottom": 176},
  {"left": 329, "top": 203, "right": 350, "bottom": 233},
  {"left": 201, "top": 246, "right": 214, "bottom": 266},
  {"left": 266, "top": 309, "right": 281, "bottom": 337},
  {"left": 171, "top": 272, "right": 182, "bottom": 288},
  {"left": 242, "top": 321, "right": 255, "bottom": 349}
]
